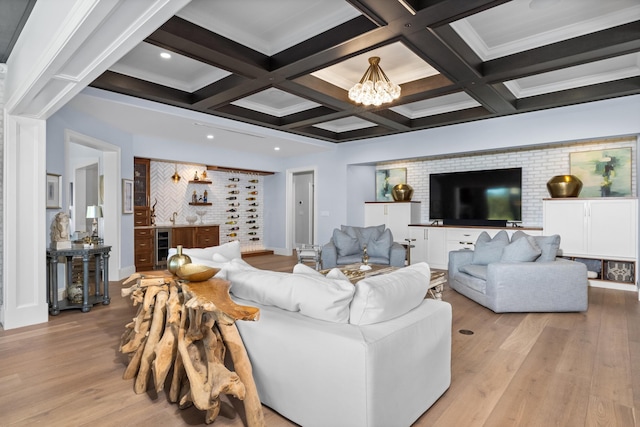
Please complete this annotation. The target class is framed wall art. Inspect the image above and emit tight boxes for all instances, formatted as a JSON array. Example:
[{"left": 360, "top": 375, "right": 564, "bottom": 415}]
[
  {"left": 122, "top": 179, "right": 134, "bottom": 214},
  {"left": 46, "top": 173, "right": 62, "bottom": 209},
  {"left": 376, "top": 168, "right": 406, "bottom": 201},
  {"left": 570, "top": 148, "right": 632, "bottom": 197}
]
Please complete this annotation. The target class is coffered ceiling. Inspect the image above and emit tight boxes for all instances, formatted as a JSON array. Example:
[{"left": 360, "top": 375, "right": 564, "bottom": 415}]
[
  {"left": 87, "top": 0, "right": 640, "bottom": 143},
  {"left": 4, "top": 1, "right": 640, "bottom": 147}
]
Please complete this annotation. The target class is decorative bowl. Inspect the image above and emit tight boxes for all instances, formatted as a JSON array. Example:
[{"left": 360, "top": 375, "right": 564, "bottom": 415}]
[
  {"left": 176, "top": 264, "right": 220, "bottom": 282},
  {"left": 185, "top": 215, "right": 198, "bottom": 224},
  {"left": 546, "top": 175, "right": 583, "bottom": 198}
]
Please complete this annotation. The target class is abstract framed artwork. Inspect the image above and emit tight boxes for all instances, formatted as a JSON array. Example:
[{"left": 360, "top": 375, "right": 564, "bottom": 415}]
[
  {"left": 46, "top": 173, "right": 62, "bottom": 209},
  {"left": 376, "top": 168, "right": 407, "bottom": 201},
  {"left": 570, "top": 148, "right": 632, "bottom": 197},
  {"left": 123, "top": 179, "right": 134, "bottom": 214}
]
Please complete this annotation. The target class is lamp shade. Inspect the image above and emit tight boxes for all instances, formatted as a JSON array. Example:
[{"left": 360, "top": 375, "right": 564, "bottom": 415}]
[{"left": 86, "top": 205, "right": 103, "bottom": 219}]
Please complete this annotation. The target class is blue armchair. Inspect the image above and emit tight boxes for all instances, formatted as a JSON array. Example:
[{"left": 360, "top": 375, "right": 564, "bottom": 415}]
[{"left": 321, "top": 225, "right": 406, "bottom": 269}]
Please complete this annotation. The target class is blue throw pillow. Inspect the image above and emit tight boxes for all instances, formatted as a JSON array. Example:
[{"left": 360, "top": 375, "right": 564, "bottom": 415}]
[
  {"left": 367, "top": 228, "right": 393, "bottom": 258},
  {"left": 472, "top": 230, "right": 509, "bottom": 265},
  {"left": 501, "top": 235, "right": 541, "bottom": 262},
  {"left": 333, "top": 228, "right": 361, "bottom": 257},
  {"left": 344, "top": 224, "right": 384, "bottom": 249},
  {"left": 512, "top": 231, "right": 561, "bottom": 262}
]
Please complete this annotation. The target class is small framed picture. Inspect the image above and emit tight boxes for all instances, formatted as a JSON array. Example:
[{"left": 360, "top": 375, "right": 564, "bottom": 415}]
[
  {"left": 46, "top": 173, "right": 62, "bottom": 209},
  {"left": 122, "top": 179, "right": 134, "bottom": 214}
]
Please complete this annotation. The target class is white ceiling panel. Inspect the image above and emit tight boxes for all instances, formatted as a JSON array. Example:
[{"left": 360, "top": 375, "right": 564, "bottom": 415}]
[
  {"left": 311, "top": 41, "right": 439, "bottom": 90},
  {"left": 231, "top": 88, "right": 321, "bottom": 117},
  {"left": 176, "top": 0, "right": 361, "bottom": 55},
  {"left": 109, "top": 42, "right": 231, "bottom": 92},
  {"left": 313, "top": 116, "right": 377, "bottom": 133},
  {"left": 451, "top": 0, "right": 640, "bottom": 61},
  {"left": 391, "top": 92, "right": 481, "bottom": 119}
]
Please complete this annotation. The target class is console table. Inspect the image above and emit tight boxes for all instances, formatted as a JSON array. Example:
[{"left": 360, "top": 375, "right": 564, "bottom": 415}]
[{"left": 46, "top": 244, "right": 111, "bottom": 315}]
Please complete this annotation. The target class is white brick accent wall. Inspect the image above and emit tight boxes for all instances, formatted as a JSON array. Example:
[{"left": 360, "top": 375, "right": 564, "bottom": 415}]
[
  {"left": 149, "top": 161, "right": 264, "bottom": 251},
  {"left": 378, "top": 138, "right": 637, "bottom": 227}
]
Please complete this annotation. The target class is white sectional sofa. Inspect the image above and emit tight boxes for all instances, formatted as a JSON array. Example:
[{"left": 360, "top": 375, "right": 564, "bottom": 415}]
[{"left": 168, "top": 242, "right": 452, "bottom": 427}]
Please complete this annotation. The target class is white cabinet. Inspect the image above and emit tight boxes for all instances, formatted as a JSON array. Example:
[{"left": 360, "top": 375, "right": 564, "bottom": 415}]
[
  {"left": 408, "top": 225, "right": 541, "bottom": 270},
  {"left": 365, "top": 202, "right": 420, "bottom": 243},
  {"left": 543, "top": 198, "right": 638, "bottom": 292},
  {"left": 543, "top": 198, "right": 637, "bottom": 260},
  {"left": 409, "top": 225, "right": 542, "bottom": 270},
  {"left": 408, "top": 226, "right": 446, "bottom": 269}
]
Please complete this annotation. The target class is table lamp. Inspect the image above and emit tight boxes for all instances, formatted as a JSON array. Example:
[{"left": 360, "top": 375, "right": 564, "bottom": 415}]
[{"left": 86, "top": 205, "right": 103, "bottom": 243}]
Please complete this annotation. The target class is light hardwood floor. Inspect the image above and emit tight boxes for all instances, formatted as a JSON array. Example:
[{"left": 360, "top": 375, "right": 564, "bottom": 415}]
[{"left": 1, "top": 254, "right": 639, "bottom": 426}]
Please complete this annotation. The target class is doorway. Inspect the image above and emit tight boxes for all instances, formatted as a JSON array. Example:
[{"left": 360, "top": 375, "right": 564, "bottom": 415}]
[
  {"left": 293, "top": 171, "right": 315, "bottom": 246},
  {"left": 286, "top": 167, "right": 317, "bottom": 252}
]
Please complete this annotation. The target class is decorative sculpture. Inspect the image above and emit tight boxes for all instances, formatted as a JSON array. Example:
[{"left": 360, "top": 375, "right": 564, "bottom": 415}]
[{"left": 51, "top": 212, "right": 72, "bottom": 249}]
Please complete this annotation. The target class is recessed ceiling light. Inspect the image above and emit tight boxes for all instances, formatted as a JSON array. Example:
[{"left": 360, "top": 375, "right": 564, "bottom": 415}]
[
  {"left": 206, "top": 134, "right": 214, "bottom": 139},
  {"left": 160, "top": 52, "right": 171, "bottom": 59},
  {"left": 274, "top": 147, "right": 280, "bottom": 151}
]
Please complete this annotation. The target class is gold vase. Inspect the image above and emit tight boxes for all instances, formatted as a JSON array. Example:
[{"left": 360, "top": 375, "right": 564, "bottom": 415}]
[
  {"left": 391, "top": 184, "right": 414, "bottom": 201},
  {"left": 546, "top": 175, "right": 583, "bottom": 198},
  {"left": 168, "top": 245, "right": 192, "bottom": 274}
]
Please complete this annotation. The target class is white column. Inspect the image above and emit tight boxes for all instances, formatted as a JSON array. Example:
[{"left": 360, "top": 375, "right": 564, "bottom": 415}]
[{"left": 2, "top": 115, "right": 48, "bottom": 329}]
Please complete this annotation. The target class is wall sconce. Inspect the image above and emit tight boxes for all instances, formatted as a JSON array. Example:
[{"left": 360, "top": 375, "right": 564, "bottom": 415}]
[
  {"left": 171, "top": 164, "right": 181, "bottom": 183},
  {"left": 86, "top": 205, "right": 103, "bottom": 243}
]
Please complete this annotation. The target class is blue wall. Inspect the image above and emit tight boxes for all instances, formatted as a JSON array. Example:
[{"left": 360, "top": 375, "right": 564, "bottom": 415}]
[{"left": 47, "top": 94, "right": 640, "bottom": 265}]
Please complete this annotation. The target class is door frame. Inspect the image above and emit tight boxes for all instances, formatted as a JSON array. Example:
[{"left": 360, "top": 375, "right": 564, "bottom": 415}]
[
  {"left": 65, "top": 129, "right": 121, "bottom": 280},
  {"left": 285, "top": 166, "right": 318, "bottom": 253}
]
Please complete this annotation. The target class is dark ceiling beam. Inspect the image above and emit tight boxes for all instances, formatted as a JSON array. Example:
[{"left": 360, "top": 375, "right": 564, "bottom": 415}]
[
  {"left": 483, "top": 21, "right": 640, "bottom": 83},
  {"left": 90, "top": 71, "right": 192, "bottom": 105},
  {"left": 409, "top": 0, "right": 510, "bottom": 27},
  {"left": 272, "top": 16, "right": 377, "bottom": 69},
  {"left": 516, "top": 76, "right": 640, "bottom": 111},
  {"left": 146, "top": 16, "right": 269, "bottom": 78},
  {"left": 214, "top": 104, "right": 281, "bottom": 127},
  {"left": 410, "top": 105, "right": 492, "bottom": 128}
]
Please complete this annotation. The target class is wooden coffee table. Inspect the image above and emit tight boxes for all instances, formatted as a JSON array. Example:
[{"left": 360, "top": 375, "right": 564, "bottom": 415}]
[{"left": 320, "top": 263, "right": 445, "bottom": 300}]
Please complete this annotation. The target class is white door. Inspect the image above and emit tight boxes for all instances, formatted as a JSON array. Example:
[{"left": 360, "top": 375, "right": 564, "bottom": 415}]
[{"left": 293, "top": 171, "right": 314, "bottom": 246}]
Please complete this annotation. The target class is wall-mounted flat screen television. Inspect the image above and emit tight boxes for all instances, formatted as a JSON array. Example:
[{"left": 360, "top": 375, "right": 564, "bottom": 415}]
[{"left": 429, "top": 168, "right": 522, "bottom": 226}]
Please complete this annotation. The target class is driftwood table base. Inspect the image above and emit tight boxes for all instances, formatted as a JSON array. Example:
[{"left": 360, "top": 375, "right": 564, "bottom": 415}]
[{"left": 120, "top": 271, "right": 264, "bottom": 426}]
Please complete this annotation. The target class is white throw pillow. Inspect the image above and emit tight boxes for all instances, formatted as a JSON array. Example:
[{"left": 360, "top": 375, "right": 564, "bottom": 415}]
[
  {"left": 349, "top": 262, "right": 431, "bottom": 325},
  {"left": 293, "top": 263, "right": 350, "bottom": 282},
  {"left": 228, "top": 263, "right": 355, "bottom": 323}
]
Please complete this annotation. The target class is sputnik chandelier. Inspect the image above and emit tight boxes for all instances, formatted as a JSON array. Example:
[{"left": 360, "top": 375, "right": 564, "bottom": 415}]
[{"left": 348, "top": 57, "right": 401, "bottom": 106}]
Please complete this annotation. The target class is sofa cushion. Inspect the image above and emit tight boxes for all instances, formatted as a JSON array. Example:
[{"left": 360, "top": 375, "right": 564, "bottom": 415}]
[
  {"left": 333, "top": 228, "right": 361, "bottom": 257},
  {"left": 366, "top": 228, "right": 393, "bottom": 259},
  {"left": 349, "top": 262, "right": 431, "bottom": 325},
  {"left": 459, "top": 264, "right": 488, "bottom": 280},
  {"left": 501, "top": 235, "right": 541, "bottom": 262},
  {"left": 225, "top": 259, "right": 355, "bottom": 323},
  {"left": 472, "top": 230, "right": 509, "bottom": 265},
  {"left": 512, "top": 231, "right": 561, "bottom": 262}
]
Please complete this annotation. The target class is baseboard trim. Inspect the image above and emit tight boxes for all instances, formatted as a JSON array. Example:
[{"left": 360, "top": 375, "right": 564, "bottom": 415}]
[{"left": 588, "top": 279, "right": 637, "bottom": 293}]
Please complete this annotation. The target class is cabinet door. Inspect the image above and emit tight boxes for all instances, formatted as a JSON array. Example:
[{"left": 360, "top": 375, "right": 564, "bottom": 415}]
[
  {"left": 408, "top": 227, "right": 427, "bottom": 264},
  {"left": 133, "top": 158, "right": 150, "bottom": 207},
  {"left": 426, "top": 228, "right": 447, "bottom": 269},
  {"left": 172, "top": 227, "right": 195, "bottom": 248},
  {"left": 588, "top": 199, "right": 637, "bottom": 258},
  {"left": 386, "top": 203, "right": 411, "bottom": 242},
  {"left": 543, "top": 200, "right": 588, "bottom": 256},
  {"left": 364, "top": 203, "right": 387, "bottom": 228}
]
